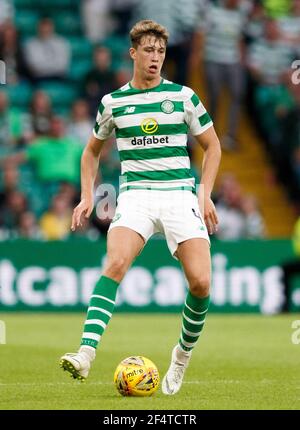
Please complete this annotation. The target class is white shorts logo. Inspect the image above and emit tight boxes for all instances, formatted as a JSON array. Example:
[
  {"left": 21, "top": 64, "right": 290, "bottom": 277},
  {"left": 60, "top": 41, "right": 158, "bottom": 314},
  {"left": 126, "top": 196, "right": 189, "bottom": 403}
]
[{"left": 192, "top": 208, "right": 205, "bottom": 231}]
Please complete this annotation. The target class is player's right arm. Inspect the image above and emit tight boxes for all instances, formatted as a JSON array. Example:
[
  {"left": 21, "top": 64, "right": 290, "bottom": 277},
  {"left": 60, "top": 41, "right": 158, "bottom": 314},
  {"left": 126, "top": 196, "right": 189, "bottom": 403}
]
[
  {"left": 71, "top": 134, "right": 106, "bottom": 231},
  {"left": 72, "top": 94, "right": 115, "bottom": 230}
]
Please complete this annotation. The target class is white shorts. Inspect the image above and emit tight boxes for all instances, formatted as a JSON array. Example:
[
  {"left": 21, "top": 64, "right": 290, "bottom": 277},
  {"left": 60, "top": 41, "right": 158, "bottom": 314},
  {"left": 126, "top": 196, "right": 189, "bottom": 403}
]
[{"left": 108, "top": 189, "right": 210, "bottom": 260}]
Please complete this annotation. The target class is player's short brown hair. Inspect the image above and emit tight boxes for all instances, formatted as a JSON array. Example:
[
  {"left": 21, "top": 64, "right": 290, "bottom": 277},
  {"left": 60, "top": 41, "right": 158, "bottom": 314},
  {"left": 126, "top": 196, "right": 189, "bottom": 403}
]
[{"left": 130, "top": 20, "right": 169, "bottom": 49}]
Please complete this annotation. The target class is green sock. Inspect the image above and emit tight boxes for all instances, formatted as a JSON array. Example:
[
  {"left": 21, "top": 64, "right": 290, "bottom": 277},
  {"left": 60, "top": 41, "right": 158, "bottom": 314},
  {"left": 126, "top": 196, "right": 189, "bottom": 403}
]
[
  {"left": 80, "top": 275, "right": 119, "bottom": 349},
  {"left": 179, "top": 291, "right": 210, "bottom": 352}
]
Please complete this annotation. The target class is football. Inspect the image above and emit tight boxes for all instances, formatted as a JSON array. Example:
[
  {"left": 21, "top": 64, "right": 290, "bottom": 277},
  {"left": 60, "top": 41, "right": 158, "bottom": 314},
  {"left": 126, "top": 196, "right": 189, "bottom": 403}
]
[{"left": 114, "top": 356, "right": 160, "bottom": 397}]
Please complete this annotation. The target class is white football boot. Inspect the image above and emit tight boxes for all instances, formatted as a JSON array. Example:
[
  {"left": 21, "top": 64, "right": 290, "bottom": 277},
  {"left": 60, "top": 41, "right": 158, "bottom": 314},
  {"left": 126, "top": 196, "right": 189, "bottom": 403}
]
[
  {"left": 60, "top": 347, "right": 95, "bottom": 381},
  {"left": 162, "top": 344, "right": 192, "bottom": 395}
]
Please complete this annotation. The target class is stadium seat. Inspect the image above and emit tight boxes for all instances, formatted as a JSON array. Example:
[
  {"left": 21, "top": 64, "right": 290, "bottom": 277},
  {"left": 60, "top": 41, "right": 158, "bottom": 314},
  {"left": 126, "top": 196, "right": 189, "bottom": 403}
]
[
  {"left": 68, "top": 58, "right": 93, "bottom": 81},
  {"left": 14, "top": 0, "right": 36, "bottom": 8},
  {"left": 111, "top": 60, "right": 132, "bottom": 73},
  {"left": 15, "top": 10, "right": 40, "bottom": 36},
  {"left": 69, "top": 37, "right": 93, "bottom": 59},
  {"left": 102, "top": 35, "right": 130, "bottom": 58},
  {"left": 102, "top": 36, "right": 130, "bottom": 72},
  {"left": 4, "top": 82, "right": 33, "bottom": 109},
  {"left": 24, "top": 180, "right": 56, "bottom": 216},
  {"left": 53, "top": 13, "right": 82, "bottom": 36},
  {"left": 38, "top": 0, "right": 80, "bottom": 9},
  {"left": 37, "top": 81, "right": 78, "bottom": 108}
]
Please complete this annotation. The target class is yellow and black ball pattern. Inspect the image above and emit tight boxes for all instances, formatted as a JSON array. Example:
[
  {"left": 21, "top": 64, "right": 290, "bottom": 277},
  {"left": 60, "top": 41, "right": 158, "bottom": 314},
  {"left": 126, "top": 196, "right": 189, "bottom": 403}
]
[{"left": 114, "top": 356, "right": 160, "bottom": 397}]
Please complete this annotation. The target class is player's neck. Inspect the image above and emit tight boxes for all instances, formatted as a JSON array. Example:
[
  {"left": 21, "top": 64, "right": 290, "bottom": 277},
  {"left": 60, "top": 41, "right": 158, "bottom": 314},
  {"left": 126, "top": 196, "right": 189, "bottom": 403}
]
[{"left": 130, "top": 75, "right": 162, "bottom": 90}]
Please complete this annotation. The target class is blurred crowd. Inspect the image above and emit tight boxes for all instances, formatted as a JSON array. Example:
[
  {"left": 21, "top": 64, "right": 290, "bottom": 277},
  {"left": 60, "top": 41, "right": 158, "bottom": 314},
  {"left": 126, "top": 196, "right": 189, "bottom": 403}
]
[{"left": 0, "top": 0, "right": 298, "bottom": 241}]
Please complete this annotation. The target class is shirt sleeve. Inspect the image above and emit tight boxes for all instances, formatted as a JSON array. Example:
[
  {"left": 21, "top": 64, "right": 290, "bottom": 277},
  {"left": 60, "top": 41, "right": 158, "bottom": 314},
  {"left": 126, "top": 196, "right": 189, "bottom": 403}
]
[
  {"left": 184, "top": 91, "right": 213, "bottom": 136},
  {"left": 93, "top": 95, "right": 115, "bottom": 140}
]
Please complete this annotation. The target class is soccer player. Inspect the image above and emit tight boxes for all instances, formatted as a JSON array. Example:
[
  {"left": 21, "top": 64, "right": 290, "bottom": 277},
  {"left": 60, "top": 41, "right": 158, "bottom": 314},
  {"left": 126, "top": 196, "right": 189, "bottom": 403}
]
[{"left": 60, "top": 20, "right": 221, "bottom": 395}]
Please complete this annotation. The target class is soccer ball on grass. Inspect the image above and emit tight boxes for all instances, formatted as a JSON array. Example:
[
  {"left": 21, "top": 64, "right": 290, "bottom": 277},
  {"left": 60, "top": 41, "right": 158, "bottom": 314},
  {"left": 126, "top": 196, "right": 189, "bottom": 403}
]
[{"left": 114, "top": 356, "right": 159, "bottom": 397}]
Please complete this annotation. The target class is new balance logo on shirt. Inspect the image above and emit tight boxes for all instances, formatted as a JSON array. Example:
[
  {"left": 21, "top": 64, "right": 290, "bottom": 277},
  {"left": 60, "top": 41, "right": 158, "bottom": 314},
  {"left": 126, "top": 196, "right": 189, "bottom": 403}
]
[{"left": 124, "top": 106, "right": 136, "bottom": 114}]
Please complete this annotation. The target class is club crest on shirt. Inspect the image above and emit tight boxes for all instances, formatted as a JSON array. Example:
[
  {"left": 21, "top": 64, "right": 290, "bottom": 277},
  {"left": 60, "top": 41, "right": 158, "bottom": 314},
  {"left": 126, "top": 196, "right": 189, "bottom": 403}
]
[{"left": 160, "top": 100, "right": 175, "bottom": 114}]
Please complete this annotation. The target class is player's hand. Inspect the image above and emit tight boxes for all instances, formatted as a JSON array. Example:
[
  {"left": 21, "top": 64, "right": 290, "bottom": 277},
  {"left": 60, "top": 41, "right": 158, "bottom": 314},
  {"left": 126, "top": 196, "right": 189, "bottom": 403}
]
[
  {"left": 203, "top": 197, "right": 218, "bottom": 235},
  {"left": 71, "top": 198, "right": 94, "bottom": 231}
]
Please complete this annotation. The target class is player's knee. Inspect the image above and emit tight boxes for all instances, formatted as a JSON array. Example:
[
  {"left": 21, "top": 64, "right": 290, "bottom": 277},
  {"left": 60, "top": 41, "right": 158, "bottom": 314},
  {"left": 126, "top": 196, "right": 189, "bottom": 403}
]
[
  {"left": 189, "top": 276, "right": 210, "bottom": 298},
  {"left": 104, "top": 256, "right": 129, "bottom": 281}
]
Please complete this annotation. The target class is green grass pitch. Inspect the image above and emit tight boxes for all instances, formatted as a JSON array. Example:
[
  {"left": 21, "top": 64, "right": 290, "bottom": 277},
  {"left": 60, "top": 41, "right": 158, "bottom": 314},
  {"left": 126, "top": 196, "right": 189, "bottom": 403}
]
[{"left": 0, "top": 313, "right": 299, "bottom": 410}]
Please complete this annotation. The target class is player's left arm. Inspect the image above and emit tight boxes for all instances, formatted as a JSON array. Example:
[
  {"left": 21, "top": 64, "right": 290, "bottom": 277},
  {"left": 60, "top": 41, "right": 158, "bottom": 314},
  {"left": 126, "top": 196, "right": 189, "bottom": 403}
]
[{"left": 194, "top": 126, "right": 221, "bottom": 235}]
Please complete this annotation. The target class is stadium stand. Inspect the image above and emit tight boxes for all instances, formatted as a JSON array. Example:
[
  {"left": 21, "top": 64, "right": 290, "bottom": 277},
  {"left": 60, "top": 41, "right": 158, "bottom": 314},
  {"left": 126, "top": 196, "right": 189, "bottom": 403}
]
[{"left": 0, "top": 0, "right": 299, "bottom": 240}]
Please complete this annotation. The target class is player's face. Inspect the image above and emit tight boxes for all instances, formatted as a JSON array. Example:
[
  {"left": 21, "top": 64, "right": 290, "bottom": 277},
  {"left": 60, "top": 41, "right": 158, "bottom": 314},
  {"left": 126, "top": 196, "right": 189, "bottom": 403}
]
[{"left": 131, "top": 36, "right": 166, "bottom": 80}]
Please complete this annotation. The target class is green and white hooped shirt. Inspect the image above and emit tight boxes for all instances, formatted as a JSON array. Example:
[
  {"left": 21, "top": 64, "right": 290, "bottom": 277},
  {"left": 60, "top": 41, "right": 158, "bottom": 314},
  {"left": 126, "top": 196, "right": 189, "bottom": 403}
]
[{"left": 93, "top": 79, "right": 213, "bottom": 193}]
